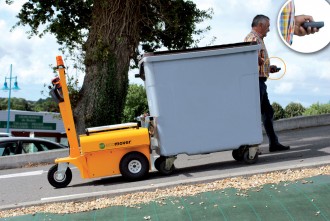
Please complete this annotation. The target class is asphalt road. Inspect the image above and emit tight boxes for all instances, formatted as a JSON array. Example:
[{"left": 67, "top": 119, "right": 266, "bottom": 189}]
[{"left": 0, "top": 125, "right": 329, "bottom": 210}]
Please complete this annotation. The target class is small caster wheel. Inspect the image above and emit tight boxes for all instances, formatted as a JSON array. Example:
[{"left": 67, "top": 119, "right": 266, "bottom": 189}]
[
  {"left": 48, "top": 164, "right": 72, "bottom": 188},
  {"left": 232, "top": 149, "right": 244, "bottom": 161},
  {"left": 155, "top": 156, "right": 175, "bottom": 175},
  {"left": 243, "top": 148, "right": 258, "bottom": 164}
]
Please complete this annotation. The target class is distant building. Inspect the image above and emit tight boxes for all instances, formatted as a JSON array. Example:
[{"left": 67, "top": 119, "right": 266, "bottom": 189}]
[{"left": 0, "top": 110, "right": 67, "bottom": 145}]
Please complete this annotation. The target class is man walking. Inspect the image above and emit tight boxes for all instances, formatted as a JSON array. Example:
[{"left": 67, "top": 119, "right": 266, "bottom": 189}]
[{"left": 244, "top": 15, "right": 290, "bottom": 152}]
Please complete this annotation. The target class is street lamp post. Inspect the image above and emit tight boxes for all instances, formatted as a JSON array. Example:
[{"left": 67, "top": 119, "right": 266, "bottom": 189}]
[{"left": 2, "top": 64, "right": 20, "bottom": 133}]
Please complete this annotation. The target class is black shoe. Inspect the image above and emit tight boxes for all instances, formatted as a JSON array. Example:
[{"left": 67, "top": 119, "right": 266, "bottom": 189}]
[{"left": 269, "top": 143, "right": 290, "bottom": 152}]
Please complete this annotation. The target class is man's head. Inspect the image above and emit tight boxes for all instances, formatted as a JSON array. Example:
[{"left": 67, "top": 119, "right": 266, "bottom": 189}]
[{"left": 251, "top": 15, "right": 270, "bottom": 38}]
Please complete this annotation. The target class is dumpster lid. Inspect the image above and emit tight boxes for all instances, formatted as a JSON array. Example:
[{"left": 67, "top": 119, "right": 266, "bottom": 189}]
[
  {"left": 136, "top": 41, "right": 259, "bottom": 81},
  {"left": 142, "top": 41, "right": 258, "bottom": 57}
]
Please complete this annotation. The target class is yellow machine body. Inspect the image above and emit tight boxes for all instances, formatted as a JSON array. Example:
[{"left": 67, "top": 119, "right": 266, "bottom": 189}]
[
  {"left": 80, "top": 127, "right": 149, "bottom": 154},
  {"left": 56, "top": 127, "right": 151, "bottom": 179},
  {"left": 79, "top": 127, "right": 150, "bottom": 178}
]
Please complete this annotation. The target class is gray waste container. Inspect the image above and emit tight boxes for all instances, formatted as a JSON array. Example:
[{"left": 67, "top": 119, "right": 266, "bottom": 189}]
[{"left": 138, "top": 42, "right": 262, "bottom": 157}]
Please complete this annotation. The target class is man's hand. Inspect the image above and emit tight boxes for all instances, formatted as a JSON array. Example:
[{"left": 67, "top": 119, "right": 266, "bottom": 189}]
[
  {"left": 294, "top": 15, "right": 319, "bottom": 36},
  {"left": 270, "top": 65, "right": 280, "bottom": 73}
]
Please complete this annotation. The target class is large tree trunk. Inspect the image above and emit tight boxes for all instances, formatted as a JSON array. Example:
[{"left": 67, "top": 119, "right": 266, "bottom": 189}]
[{"left": 73, "top": 0, "right": 141, "bottom": 134}]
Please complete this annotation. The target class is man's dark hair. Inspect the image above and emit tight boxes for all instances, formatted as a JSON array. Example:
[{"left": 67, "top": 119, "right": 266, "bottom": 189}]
[{"left": 251, "top": 15, "right": 270, "bottom": 27}]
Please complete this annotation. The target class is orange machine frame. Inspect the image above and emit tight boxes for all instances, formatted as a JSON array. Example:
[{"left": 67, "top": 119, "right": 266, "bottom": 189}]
[{"left": 54, "top": 56, "right": 150, "bottom": 179}]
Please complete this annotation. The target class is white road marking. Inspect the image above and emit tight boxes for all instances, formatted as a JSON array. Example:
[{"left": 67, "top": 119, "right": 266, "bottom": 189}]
[
  {"left": 41, "top": 193, "right": 98, "bottom": 201},
  {"left": 41, "top": 186, "right": 151, "bottom": 201},
  {"left": 0, "top": 167, "right": 78, "bottom": 180},
  {"left": 0, "top": 170, "right": 45, "bottom": 179}
]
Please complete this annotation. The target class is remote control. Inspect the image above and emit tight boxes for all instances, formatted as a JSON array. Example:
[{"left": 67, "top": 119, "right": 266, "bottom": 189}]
[
  {"left": 270, "top": 66, "right": 281, "bottom": 73},
  {"left": 303, "top": 21, "right": 324, "bottom": 29}
]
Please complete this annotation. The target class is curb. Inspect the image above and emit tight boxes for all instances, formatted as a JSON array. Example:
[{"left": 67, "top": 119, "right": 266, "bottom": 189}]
[
  {"left": 1, "top": 114, "right": 330, "bottom": 170},
  {"left": 1, "top": 158, "right": 329, "bottom": 211},
  {"left": 272, "top": 113, "right": 330, "bottom": 132}
]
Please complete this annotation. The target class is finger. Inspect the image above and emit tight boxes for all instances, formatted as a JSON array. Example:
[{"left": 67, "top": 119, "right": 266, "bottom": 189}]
[
  {"left": 304, "top": 15, "right": 314, "bottom": 22},
  {"left": 299, "top": 26, "right": 307, "bottom": 35},
  {"left": 312, "top": 27, "right": 319, "bottom": 34},
  {"left": 306, "top": 26, "right": 312, "bottom": 35}
]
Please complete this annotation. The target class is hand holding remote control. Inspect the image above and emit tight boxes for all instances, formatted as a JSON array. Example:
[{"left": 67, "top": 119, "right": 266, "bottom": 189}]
[
  {"left": 294, "top": 15, "right": 321, "bottom": 36},
  {"left": 270, "top": 65, "right": 281, "bottom": 73}
]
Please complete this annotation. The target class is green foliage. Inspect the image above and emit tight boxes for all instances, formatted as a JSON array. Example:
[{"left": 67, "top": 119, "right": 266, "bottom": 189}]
[
  {"left": 303, "top": 102, "right": 330, "bottom": 116},
  {"left": 0, "top": 98, "right": 33, "bottom": 111},
  {"left": 134, "top": 1, "right": 213, "bottom": 68},
  {"left": 65, "top": 75, "right": 81, "bottom": 109},
  {"left": 0, "top": 97, "right": 58, "bottom": 112},
  {"left": 272, "top": 102, "right": 285, "bottom": 120},
  {"left": 11, "top": 0, "right": 92, "bottom": 53},
  {"left": 122, "top": 84, "right": 149, "bottom": 122},
  {"left": 33, "top": 97, "right": 59, "bottom": 112},
  {"left": 139, "top": 1, "right": 212, "bottom": 50},
  {"left": 285, "top": 102, "right": 306, "bottom": 118}
]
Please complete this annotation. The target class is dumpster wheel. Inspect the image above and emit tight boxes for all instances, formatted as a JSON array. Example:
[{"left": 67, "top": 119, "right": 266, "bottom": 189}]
[
  {"left": 48, "top": 164, "right": 72, "bottom": 188},
  {"left": 243, "top": 147, "right": 258, "bottom": 164},
  {"left": 154, "top": 156, "right": 175, "bottom": 175},
  {"left": 232, "top": 148, "right": 244, "bottom": 161}
]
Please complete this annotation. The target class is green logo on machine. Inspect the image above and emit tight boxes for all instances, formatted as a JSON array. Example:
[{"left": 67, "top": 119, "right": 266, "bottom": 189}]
[{"left": 99, "top": 143, "right": 106, "bottom": 149}]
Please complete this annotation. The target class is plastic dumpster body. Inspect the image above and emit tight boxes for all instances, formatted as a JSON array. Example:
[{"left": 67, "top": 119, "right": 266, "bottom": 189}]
[{"left": 139, "top": 42, "right": 262, "bottom": 157}]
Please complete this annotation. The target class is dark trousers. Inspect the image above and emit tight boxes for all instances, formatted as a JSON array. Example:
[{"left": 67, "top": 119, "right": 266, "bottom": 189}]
[{"left": 259, "top": 78, "right": 279, "bottom": 145}]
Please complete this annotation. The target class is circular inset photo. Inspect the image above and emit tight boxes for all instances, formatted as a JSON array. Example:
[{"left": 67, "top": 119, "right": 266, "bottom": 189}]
[{"left": 277, "top": 0, "right": 330, "bottom": 53}]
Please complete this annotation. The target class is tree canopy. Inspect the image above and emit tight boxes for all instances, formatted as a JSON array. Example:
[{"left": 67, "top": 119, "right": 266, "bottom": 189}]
[
  {"left": 6, "top": 0, "right": 213, "bottom": 133},
  {"left": 8, "top": 0, "right": 212, "bottom": 62}
]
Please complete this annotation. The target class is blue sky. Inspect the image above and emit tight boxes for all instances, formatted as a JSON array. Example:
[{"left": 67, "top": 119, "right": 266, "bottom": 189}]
[{"left": 0, "top": 0, "right": 329, "bottom": 108}]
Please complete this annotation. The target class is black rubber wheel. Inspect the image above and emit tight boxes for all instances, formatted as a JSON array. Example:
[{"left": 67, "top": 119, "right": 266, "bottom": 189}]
[
  {"left": 243, "top": 149, "right": 259, "bottom": 164},
  {"left": 47, "top": 164, "right": 72, "bottom": 188},
  {"left": 120, "top": 152, "right": 149, "bottom": 181},
  {"left": 232, "top": 149, "right": 244, "bottom": 161},
  {"left": 154, "top": 156, "right": 175, "bottom": 175},
  {"left": 154, "top": 157, "right": 162, "bottom": 171}
]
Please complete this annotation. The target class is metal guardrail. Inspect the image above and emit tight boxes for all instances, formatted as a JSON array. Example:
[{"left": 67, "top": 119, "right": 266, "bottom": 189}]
[
  {"left": 0, "top": 149, "right": 68, "bottom": 170},
  {"left": 1, "top": 114, "right": 330, "bottom": 170},
  {"left": 273, "top": 113, "right": 330, "bottom": 132}
]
